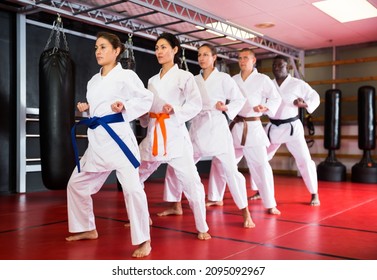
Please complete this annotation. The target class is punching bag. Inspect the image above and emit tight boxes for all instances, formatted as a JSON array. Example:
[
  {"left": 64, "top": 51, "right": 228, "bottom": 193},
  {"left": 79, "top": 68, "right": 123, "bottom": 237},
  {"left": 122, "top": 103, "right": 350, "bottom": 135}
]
[
  {"left": 119, "top": 34, "right": 136, "bottom": 72},
  {"left": 317, "top": 89, "right": 346, "bottom": 181},
  {"left": 351, "top": 86, "right": 377, "bottom": 183},
  {"left": 39, "top": 16, "right": 75, "bottom": 189}
]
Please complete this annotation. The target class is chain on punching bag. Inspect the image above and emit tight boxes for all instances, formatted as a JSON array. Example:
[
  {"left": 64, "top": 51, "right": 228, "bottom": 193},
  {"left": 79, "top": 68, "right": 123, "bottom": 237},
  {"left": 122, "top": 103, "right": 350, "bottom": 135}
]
[
  {"left": 39, "top": 14, "right": 75, "bottom": 189},
  {"left": 181, "top": 48, "right": 189, "bottom": 71}
]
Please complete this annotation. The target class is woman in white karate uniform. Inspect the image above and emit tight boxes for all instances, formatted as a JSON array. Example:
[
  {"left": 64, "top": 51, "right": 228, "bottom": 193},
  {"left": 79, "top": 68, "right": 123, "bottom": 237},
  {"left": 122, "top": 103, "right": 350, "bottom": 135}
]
[
  {"left": 161, "top": 44, "right": 255, "bottom": 228},
  {"left": 66, "top": 32, "right": 153, "bottom": 258},
  {"left": 138, "top": 33, "right": 211, "bottom": 240}
]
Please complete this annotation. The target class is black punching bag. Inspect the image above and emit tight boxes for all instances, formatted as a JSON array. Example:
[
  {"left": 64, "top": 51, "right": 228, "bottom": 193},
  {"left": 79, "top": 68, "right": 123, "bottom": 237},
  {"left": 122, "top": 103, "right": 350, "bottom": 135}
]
[
  {"left": 39, "top": 16, "right": 75, "bottom": 189},
  {"left": 351, "top": 86, "right": 377, "bottom": 183},
  {"left": 119, "top": 34, "right": 136, "bottom": 72},
  {"left": 317, "top": 89, "right": 346, "bottom": 181}
]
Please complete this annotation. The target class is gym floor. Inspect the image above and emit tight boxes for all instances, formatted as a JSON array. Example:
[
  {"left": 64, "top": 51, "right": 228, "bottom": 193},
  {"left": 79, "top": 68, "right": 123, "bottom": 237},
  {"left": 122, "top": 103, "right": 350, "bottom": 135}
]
[{"left": 0, "top": 173, "right": 376, "bottom": 260}]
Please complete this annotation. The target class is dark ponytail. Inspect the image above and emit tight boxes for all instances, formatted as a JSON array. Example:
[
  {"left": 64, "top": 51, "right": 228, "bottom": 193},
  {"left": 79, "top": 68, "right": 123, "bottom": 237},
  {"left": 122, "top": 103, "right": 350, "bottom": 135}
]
[
  {"left": 156, "top": 32, "right": 182, "bottom": 66},
  {"left": 96, "top": 32, "right": 125, "bottom": 61}
]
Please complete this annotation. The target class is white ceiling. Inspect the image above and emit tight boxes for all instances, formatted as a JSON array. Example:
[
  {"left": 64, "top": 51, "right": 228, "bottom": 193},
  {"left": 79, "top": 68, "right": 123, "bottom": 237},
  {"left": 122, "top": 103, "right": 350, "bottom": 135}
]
[
  {"left": 181, "top": 0, "right": 377, "bottom": 50},
  {"left": 4, "top": 0, "right": 377, "bottom": 56}
]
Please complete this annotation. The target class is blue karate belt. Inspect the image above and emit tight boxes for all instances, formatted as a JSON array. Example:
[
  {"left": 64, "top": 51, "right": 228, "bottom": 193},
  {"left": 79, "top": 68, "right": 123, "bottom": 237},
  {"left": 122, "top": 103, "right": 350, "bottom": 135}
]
[{"left": 71, "top": 112, "right": 140, "bottom": 173}]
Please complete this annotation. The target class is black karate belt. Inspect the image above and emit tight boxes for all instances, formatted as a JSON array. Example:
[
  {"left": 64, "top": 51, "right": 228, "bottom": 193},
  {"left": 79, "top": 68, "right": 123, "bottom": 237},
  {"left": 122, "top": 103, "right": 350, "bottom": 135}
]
[
  {"left": 267, "top": 115, "right": 300, "bottom": 140},
  {"left": 229, "top": 115, "right": 260, "bottom": 146},
  {"left": 71, "top": 112, "right": 140, "bottom": 173}
]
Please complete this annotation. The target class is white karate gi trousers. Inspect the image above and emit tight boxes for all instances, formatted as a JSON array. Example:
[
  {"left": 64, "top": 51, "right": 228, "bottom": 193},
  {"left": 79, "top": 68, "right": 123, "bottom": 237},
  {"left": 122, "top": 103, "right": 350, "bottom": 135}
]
[
  {"left": 208, "top": 145, "right": 277, "bottom": 209},
  {"left": 67, "top": 166, "right": 150, "bottom": 246},
  {"left": 139, "top": 146, "right": 209, "bottom": 234},
  {"left": 267, "top": 135, "right": 318, "bottom": 194},
  {"left": 164, "top": 151, "right": 248, "bottom": 211}
]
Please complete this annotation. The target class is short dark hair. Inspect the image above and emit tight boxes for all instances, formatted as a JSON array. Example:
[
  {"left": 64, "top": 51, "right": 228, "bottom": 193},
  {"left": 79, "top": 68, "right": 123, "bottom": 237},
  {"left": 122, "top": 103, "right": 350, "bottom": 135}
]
[
  {"left": 156, "top": 32, "right": 182, "bottom": 65},
  {"left": 273, "top": 55, "right": 289, "bottom": 63}
]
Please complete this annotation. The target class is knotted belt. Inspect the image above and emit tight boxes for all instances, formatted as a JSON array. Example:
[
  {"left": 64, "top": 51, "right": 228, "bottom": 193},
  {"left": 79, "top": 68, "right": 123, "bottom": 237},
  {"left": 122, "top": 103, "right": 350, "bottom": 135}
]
[
  {"left": 229, "top": 115, "right": 260, "bottom": 146},
  {"left": 267, "top": 115, "right": 299, "bottom": 140},
  {"left": 71, "top": 112, "right": 140, "bottom": 173},
  {"left": 149, "top": 112, "right": 170, "bottom": 156}
]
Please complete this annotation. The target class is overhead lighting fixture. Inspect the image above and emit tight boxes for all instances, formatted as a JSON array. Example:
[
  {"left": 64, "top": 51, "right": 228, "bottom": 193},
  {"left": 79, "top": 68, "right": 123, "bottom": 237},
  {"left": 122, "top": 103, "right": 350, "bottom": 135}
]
[
  {"left": 312, "top": 0, "right": 377, "bottom": 23},
  {"left": 196, "top": 21, "right": 259, "bottom": 41},
  {"left": 254, "top": 22, "right": 275, "bottom": 29},
  {"left": 195, "top": 25, "right": 237, "bottom": 41}
]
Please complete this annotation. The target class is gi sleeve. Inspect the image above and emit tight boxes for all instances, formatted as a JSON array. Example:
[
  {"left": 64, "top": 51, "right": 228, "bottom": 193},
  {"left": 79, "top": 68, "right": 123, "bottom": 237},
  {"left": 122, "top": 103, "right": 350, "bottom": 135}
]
[
  {"left": 122, "top": 70, "right": 153, "bottom": 122},
  {"left": 263, "top": 77, "right": 282, "bottom": 118},
  {"left": 222, "top": 75, "right": 246, "bottom": 120},
  {"left": 301, "top": 81, "right": 320, "bottom": 114},
  {"left": 172, "top": 73, "right": 202, "bottom": 124}
]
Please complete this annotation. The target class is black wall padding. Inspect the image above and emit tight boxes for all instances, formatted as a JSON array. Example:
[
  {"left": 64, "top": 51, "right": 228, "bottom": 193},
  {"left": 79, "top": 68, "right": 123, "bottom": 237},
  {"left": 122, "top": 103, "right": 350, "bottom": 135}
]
[
  {"left": 358, "top": 86, "right": 376, "bottom": 150},
  {"left": 324, "top": 89, "right": 341, "bottom": 150},
  {"left": 39, "top": 48, "right": 75, "bottom": 189}
]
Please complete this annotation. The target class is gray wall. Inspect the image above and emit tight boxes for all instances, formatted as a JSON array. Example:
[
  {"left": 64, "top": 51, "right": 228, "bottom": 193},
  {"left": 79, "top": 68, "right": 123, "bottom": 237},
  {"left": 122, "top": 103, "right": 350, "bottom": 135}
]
[{"left": 0, "top": 11, "right": 16, "bottom": 194}]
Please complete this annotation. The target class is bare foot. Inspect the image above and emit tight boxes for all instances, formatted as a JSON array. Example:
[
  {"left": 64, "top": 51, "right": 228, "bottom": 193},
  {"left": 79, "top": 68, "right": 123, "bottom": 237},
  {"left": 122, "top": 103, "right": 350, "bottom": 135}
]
[
  {"left": 268, "top": 207, "right": 281, "bottom": 215},
  {"left": 132, "top": 240, "right": 151, "bottom": 258},
  {"left": 125, "top": 217, "right": 153, "bottom": 227},
  {"left": 242, "top": 208, "right": 255, "bottom": 228},
  {"left": 157, "top": 202, "right": 183, "bottom": 216},
  {"left": 310, "top": 193, "right": 320, "bottom": 206},
  {"left": 249, "top": 191, "right": 261, "bottom": 200},
  {"left": 205, "top": 200, "right": 224, "bottom": 207},
  {"left": 65, "top": 229, "right": 98, "bottom": 241},
  {"left": 197, "top": 232, "right": 211, "bottom": 240}
]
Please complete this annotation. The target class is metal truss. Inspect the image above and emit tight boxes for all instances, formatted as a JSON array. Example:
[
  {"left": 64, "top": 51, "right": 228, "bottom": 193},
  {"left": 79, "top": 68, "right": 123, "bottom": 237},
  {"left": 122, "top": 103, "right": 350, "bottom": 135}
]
[
  {"left": 9, "top": 0, "right": 304, "bottom": 60},
  {"left": 131, "top": 0, "right": 303, "bottom": 60}
]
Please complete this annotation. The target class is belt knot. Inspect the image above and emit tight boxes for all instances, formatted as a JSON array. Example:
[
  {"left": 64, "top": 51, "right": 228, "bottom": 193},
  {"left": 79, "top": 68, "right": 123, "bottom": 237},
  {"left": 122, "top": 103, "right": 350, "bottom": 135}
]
[
  {"left": 149, "top": 112, "right": 170, "bottom": 156},
  {"left": 229, "top": 115, "right": 260, "bottom": 146},
  {"left": 71, "top": 112, "right": 140, "bottom": 172}
]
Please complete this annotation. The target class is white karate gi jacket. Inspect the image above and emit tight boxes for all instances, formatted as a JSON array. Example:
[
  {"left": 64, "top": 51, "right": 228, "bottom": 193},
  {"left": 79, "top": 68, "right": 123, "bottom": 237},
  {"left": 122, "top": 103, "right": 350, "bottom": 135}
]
[
  {"left": 79, "top": 63, "right": 153, "bottom": 172},
  {"left": 231, "top": 69, "right": 282, "bottom": 148},
  {"left": 189, "top": 68, "right": 246, "bottom": 157},
  {"left": 139, "top": 64, "right": 202, "bottom": 161},
  {"left": 267, "top": 74, "right": 320, "bottom": 144}
]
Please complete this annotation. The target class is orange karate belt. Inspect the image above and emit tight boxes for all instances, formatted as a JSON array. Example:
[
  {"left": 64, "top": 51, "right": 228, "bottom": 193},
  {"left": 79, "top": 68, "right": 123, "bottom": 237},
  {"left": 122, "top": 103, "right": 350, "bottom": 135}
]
[{"left": 149, "top": 112, "right": 170, "bottom": 156}]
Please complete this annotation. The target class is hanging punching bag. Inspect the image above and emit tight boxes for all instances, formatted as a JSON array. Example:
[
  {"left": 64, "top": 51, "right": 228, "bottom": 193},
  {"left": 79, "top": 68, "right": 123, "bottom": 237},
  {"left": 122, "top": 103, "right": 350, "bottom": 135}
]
[
  {"left": 119, "top": 34, "right": 136, "bottom": 72},
  {"left": 317, "top": 89, "right": 346, "bottom": 181},
  {"left": 39, "top": 16, "right": 75, "bottom": 189},
  {"left": 351, "top": 86, "right": 377, "bottom": 183}
]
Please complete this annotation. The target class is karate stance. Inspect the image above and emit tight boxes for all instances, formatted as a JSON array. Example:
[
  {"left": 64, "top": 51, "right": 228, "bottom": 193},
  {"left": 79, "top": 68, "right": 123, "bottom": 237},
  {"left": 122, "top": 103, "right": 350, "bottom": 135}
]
[
  {"left": 207, "top": 48, "right": 282, "bottom": 215},
  {"left": 66, "top": 32, "right": 153, "bottom": 258},
  {"left": 161, "top": 44, "right": 255, "bottom": 228},
  {"left": 266, "top": 55, "right": 320, "bottom": 206},
  {"left": 138, "top": 33, "right": 211, "bottom": 240}
]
